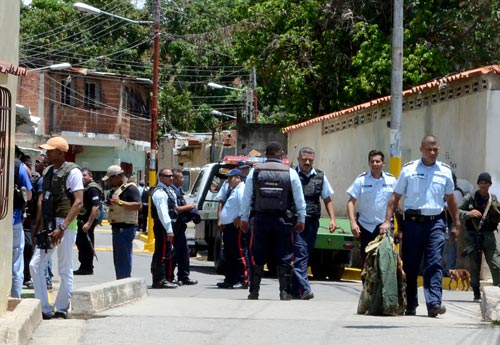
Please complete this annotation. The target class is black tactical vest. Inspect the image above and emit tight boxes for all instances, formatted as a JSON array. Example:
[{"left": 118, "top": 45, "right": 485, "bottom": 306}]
[
  {"left": 298, "top": 169, "right": 324, "bottom": 218},
  {"left": 42, "top": 161, "right": 80, "bottom": 218},
  {"left": 151, "top": 185, "right": 177, "bottom": 222},
  {"left": 253, "top": 160, "right": 292, "bottom": 213},
  {"left": 80, "top": 181, "right": 103, "bottom": 218}
]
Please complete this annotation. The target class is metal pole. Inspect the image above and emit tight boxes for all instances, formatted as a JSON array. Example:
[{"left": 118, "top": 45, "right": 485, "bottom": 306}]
[
  {"left": 252, "top": 67, "right": 258, "bottom": 123},
  {"left": 389, "top": 0, "right": 403, "bottom": 178},
  {"left": 145, "top": 0, "right": 161, "bottom": 251}
]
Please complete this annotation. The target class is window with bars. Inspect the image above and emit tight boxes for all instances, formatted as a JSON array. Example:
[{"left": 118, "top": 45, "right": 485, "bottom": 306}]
[
  {"left": 84, "top": 79, "right": 101, "bottom": 109},
  {"left": 60, "top": 76, "right": 74, "bottom": 106},
  {"left": 0, "top": 86, "right": 12, "bottom": 220}
]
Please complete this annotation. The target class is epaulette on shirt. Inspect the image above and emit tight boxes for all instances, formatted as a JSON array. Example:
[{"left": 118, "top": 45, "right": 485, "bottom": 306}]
[
  {"left": 439, "top": 162, "right": 451, "bottom": 169},
  {"left": 357, "top": 171, "right": 368, "bottom": 177},
  {"left": 403, "top": 161, "right": 416, "bottom": 167},
  {"left": 384, "top": 171, "right": 394, "bottom": 177}
]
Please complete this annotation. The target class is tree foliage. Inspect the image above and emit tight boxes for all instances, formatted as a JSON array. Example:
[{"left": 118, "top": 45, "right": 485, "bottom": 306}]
[{"left": 20, "top": 0, "right": 500, "bottom": 132}]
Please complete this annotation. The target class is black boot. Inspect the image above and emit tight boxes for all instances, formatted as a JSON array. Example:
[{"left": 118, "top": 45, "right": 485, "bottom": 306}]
[
  {"left": 473, "top": 286, "right": 481, "bottom": 302},
  {"left": 277, "top": 265, "right": 292, "bottom": 301},
  {"left": 248, "top": 265, "right": 263, "bottom": 300}
]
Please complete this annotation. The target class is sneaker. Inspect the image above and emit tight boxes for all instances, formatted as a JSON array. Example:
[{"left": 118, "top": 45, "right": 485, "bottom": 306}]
[
  {"left": 54, "top": 311, "right": 68, "bottom": 319},
  {"left": 301, "top": 290, "right": 315, "bottom": 300},
  {"left": 179, "top": 278, "right": 198, "bottom": 286},
  {"left": 427, "top": 304, "right": 446, "bottom": 317}
]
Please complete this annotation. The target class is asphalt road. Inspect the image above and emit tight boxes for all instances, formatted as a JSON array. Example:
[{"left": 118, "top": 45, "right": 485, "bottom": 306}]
[{"left": 33, "top": 225, "right": 500, "bottom": 345}]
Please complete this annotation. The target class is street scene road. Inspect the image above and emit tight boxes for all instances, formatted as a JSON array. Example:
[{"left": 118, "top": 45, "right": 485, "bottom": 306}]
[{"left": 27, "top": 224, "right": 500, "bottom": 345}]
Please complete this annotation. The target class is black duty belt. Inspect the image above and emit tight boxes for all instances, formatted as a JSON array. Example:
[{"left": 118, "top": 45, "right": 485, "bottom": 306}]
[{"left": 404, "top": 210, "right": 444, "bottom": 223}]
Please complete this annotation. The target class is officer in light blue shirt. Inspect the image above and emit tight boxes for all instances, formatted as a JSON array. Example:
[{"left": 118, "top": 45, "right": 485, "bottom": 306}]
[
  {"left": 215, "top": 169, "right": 248, "bottom": 289},
  {"left": 381, "top": 135, "right": 460, "bottom": 318},
  {"left": 347, "top": 150, "right": 396, "bottom": 265}
]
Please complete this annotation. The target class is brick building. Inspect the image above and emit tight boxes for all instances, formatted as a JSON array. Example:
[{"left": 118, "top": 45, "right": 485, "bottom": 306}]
[{"left": 17, "top": 67, "right": 152, "bottom": 180}]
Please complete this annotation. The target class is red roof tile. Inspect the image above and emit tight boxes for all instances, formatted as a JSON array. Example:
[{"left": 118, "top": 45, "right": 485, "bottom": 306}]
[{"left": 283, "top": 65, "right": 500, "bottom": 133}]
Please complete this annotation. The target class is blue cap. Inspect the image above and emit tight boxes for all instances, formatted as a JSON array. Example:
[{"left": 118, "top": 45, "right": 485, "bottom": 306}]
[
  {"left": 237, "top": 160, "right": 251, "bottom": 169},
  {"left": 227, "top": 168, "right": 243, "bottom": 177}
]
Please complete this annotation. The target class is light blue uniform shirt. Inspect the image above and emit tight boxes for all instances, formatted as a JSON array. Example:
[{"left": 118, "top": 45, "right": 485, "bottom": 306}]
[
  {"left": 394, "top": 159, "right": 454, "bottom": 215},
  {"left": 346, "top": 171, "right": 396, "bottom": 232},
  {"left": 240, "top": 158, "right": 306, "bottom": 223},
  {"left": 151, "top": 181, "right": 173, "bottom": 234},
  {"left": 218, "top": 181, "right": 245, "bottom": 225},
  {"left": 296, "top": 167, "right": 334, "bottom": 199}
]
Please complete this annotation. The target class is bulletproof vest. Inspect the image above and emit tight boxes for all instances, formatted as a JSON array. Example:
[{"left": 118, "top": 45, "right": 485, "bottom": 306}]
[
  {"left": 80, "top": 181, "right": 103, "bottom": 217},
  {"left": 150, "top": 185, "right": 173, "bottom": 232},
  {"left": 14, "top": 159, "right": 26, "bottom": 210},
  {"left": 108, "top": 183, "right": 138, "bottom": 224},
  {"left": 42, "top": 162, "right": 79, "bottom": 218},
  {"left": 466, "top": 191, "right": 499, "bottom": 232},
  {"left": 141, "top": 186, "right": 150, "bottom": 204},
  {"left": 299, "top": 169, "right": 324, "bottom": 218},
  {"left": 253, "top": 161, "right": 292, "bottom": 213}
]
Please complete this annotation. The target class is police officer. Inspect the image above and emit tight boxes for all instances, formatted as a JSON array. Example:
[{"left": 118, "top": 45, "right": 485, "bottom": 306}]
[
  {"left": 291, "top": 147, "right": 336, "bottom": 300},
  {"left": 216, "top": 168, "right": 248, "bottom": 289},
  {"left": 74, "top": 168, "right": 102, "bottom": 275},
  {"left": 380, "top": 135, "right": 460, "bottom": 318},
  {"left": 103, "top": 165, "right": 142, "bottom": 280},
  {"left": 169, "top": 169, "right": 199, "bottom": 285},
  {"left": 30, "top": 136, "right": 83, "bottom": 319},
  {"left": 347, "top": 150, "right": 396, "bottom": 266},
  {"left": 459, "top": 172, "right": 500, "bottom": 302},
  {"left": 240, "top": 142, "right": 306, "bottom": 300},
  {"left": 150, "top": 169, "right": 178, "bottom": 289}
]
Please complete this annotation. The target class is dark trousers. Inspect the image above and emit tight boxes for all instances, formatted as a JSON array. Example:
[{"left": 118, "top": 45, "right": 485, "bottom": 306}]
[
  {"left": 402, "top": 219, "right": 445, "bottom": 310},
  {"left": 23, "top": 228, "right": 33, "bottom": 283},
  {"left": 222, "top": 223, "right": 249, "bottom": 285},
  {"left": 140, "top": 205, "right": 148, "bottom": 231},
  {"left": 359, "top": 223, "right": 382, "bottom": 267},
  {"left": 291, "top": 217, "right": 319, "bottom": 295},
  {"left": 151, "top": 223, "right": 174, "bottom": 283},
  {"left": 75, "top": 220, "right": 97, "bottom": 271},
  {"left": 250, "top": 213, "right": 294, "bottom": 269},
  {"left": 111, "top": 224, "right": 136, "bottom": 279},
  {"left": 166, "top": 221, "right": 190, "bottom": 280}
]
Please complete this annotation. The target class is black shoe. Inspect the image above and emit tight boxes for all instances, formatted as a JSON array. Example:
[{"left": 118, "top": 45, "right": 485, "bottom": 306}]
[
  {"left": 54, "top": 311, "right": 68, "bottom": 319},
  {"left": 248, "top": 292, "right": 259, "bottom": 300},
  {"left": 73, "top": 269, "right": 93, "bottom": 275},
  {"left": 217, "top": 281, "right": 233, "bottom": 289},
  {"left": 280, "top": 291, "right": 293, "bottom": 301},
  {"left": 47, "top": 282, "right": 53, "bottom": 290},
  {"left": 179, "top": 278, "right": 198, "bottom": 286},
  {"left": 301, "top": 290, "right": 314, "bottom": 300},
  {"left": 405, "top": 308, "right": 416, "bottom": 316},
  {"left": 427, "top": 304, "right": 446, "bottom": 317},
  {"left": 42, "top": 313, "right": 53, "bottom": 320},
  {"left": 152, "top": 280, "right": 178, "bottom": 289},
  {"left": 473, "top": 296, "right": 481, "bottom": 303},
  {"left": 24, "top": 280, "right": 34, "bottom": 289}
]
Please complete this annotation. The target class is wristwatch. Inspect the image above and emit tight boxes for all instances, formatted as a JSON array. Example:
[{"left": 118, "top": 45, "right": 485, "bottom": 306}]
[
  {"left": 118, "top": 200, "right": 124, "bottom": 206},
  {"left": 58, "top": 223, "right": 67, "bottom": 231}
]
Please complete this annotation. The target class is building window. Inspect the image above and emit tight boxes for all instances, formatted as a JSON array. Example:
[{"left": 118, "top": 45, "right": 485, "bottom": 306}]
[
  {"left": 60, "top": 76, "right": 74, "bottom": 106},
  {"left": 84, "top": 79, "right": 100, "bottom": 109}
]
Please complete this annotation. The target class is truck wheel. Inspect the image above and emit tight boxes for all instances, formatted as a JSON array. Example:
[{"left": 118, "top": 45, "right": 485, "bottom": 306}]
[{"left": 213, "top": 231, "right": 225, "bottom": 274}]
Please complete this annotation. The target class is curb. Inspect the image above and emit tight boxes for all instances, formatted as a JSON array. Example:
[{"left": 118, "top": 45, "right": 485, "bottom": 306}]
[
  {"left": 71, "top": 278, "right": 148, "bottom": 318},
  {"left": 0, "top": 299, "right": 41, "bottom": 345}
]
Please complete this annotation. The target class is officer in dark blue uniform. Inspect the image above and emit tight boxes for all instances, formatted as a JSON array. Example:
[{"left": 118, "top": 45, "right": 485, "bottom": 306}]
[
  {"left": 240, "top": 142, "right": 306, "bottom": 300},
  {"left": 381, "top": 135, "right": 460, "bottom": 318}
]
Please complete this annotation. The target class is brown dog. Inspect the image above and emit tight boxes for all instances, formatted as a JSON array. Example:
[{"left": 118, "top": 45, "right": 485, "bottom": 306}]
[{"left": 448, "top": 269, "right": 471, "bottom": 291}]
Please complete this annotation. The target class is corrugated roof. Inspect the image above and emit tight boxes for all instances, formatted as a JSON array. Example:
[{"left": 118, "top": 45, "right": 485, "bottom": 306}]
[{"left": 283, "top": 65, "right": 500, "bottom": 133}]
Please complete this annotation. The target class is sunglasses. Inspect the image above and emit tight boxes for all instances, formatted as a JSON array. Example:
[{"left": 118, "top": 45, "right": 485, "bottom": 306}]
[{"left": 160, "top": 174, "right": 174, "bottom": 178}]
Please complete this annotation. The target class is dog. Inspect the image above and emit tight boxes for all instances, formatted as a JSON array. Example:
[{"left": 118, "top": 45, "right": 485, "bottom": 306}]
[{"left": 448, "top": 269, "right": 471, "bottom": 291}]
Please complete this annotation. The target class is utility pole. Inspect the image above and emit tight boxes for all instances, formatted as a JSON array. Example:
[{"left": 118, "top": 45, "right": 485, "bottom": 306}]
[
  {"left": 252, "top": 67, "right": 258, "bottom": 123},
  {"left": 389, "top": 0, "right": 403, "bottom": 177}
]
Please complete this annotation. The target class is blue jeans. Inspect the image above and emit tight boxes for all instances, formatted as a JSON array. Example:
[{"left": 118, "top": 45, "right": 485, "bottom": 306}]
[
  {"left": 12, "top": 222, "right": 25, "bottom": 298},
  {"left": 402, "top": 219, "right": 445, "bottom": 310},
  {"left": 291, "top": 217, "right": 319, "bottom": 296},
  {"left": 112, "top": 224, "right": 136, "bottom": 279}
]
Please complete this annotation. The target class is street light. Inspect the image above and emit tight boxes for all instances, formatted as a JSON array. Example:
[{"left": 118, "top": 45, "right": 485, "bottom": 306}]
[
  {"left": 28, "top": 63, "right": 71, "bottom": 72},
  {"left": 74, "top": 1, "right": 161, "bottom": 251},
  {"left": 207, "top": 81, "right": 258, "bottom": 123},
  {"left": 210, "top": 109, "right": 236, "bottom": 119}
]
